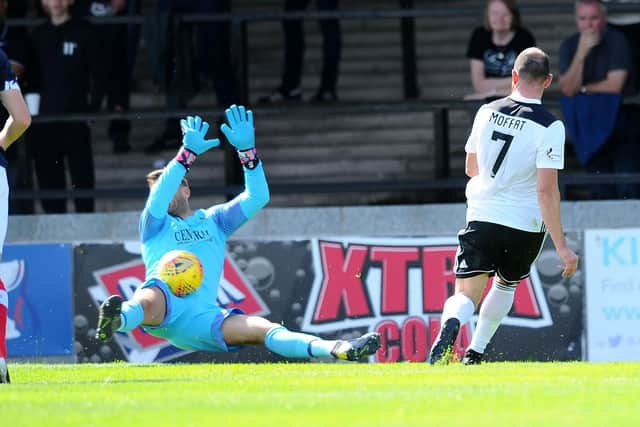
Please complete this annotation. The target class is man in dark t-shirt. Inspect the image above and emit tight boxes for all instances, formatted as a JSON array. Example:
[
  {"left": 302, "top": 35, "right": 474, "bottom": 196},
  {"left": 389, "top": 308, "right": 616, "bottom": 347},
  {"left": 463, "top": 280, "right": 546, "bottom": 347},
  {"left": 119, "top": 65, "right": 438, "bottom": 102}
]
[{"left": 30, "top": 0, "right": 107, "bottom": 213}]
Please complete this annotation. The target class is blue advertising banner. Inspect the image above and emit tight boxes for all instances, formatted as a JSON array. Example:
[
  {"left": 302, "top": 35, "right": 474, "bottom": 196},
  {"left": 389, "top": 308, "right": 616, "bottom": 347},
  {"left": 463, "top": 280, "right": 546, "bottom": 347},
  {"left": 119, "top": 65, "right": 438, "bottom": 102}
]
[
  {"left": 585, "top": 229, "right": 640, "bottom": 361},
  {"left": 3, "top": 243, "right": 73, "bottom": 357}
]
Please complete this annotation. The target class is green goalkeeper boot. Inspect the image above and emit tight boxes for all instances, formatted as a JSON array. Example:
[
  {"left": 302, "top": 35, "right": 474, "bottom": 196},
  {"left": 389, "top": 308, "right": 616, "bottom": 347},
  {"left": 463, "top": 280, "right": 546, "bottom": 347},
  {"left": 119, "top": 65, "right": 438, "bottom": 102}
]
[
  {"left": 95, "top": 295, "right": 123, "bottom": 343},
  {"left": 331, "top": 332, "right": 381, "bottom": 361}
]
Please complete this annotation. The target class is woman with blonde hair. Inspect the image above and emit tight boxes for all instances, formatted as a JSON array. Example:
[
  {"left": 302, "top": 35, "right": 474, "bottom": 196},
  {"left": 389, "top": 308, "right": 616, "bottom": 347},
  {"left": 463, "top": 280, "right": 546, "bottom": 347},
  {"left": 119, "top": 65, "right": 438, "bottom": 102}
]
[{"left": 464, "top": 0, "right": 536, "bottom": 100}]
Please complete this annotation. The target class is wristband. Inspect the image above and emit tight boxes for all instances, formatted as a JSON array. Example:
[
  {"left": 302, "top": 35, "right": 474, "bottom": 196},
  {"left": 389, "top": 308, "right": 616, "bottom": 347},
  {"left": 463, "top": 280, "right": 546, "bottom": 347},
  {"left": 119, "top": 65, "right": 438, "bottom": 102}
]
[
  {"left": 175, "top": 146, "right": 197, "bottom": 171},
  {"left": 237, "top": 147, "right": 260, "bottom": 170}
]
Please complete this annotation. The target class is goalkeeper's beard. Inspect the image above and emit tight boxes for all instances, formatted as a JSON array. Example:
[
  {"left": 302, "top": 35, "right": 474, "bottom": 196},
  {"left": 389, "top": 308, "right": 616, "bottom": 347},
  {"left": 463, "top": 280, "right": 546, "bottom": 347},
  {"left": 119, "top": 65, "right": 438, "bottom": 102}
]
[{"left": 169, "top": 197, "right": 190, "bottom": 217}]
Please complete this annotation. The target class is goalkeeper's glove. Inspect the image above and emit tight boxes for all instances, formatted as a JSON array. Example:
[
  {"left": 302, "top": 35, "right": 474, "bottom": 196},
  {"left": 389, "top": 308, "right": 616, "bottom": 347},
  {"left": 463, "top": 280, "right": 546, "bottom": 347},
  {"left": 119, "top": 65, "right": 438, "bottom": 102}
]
[
  {"left": 220, "top": 105, "right": 260, "bottom": 169},
  {"left": 220, "top": 104, "right": 255, "bottom": 150},
  {"left": 175, "top": 115, "right": 220, "bottom": 170}
]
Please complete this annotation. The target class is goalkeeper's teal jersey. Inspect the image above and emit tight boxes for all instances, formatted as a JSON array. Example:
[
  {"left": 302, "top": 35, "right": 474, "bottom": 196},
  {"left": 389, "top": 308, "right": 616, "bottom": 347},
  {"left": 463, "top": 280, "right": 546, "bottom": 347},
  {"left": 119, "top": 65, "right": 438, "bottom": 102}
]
[{"left": 139, "top": 159, "right": 269, "bottom": 305}]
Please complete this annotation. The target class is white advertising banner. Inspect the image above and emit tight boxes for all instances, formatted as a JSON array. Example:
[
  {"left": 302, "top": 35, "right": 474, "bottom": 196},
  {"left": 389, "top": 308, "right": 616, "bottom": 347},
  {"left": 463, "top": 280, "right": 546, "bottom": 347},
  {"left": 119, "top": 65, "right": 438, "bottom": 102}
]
[{"left": 585, "top": 229, "right": 640, "bottom": 362}]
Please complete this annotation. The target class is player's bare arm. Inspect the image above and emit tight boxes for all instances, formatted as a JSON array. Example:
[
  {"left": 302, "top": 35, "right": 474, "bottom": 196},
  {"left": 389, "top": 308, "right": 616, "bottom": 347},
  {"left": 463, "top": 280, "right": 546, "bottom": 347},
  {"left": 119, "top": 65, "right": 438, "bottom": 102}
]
[
  {"left": 465, "top": 152, "right": 479, "bottom": 177},
  {"left": 536, "top": 167, "right": 578, "bottom": 277},
  {"left": 0, "top": 89, "right": 30, "bottom": 150}
]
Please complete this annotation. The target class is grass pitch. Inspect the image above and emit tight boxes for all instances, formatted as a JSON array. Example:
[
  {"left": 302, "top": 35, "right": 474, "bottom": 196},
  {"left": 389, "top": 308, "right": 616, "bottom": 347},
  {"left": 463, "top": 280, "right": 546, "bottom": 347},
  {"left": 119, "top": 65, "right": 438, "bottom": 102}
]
[{"left": 1, "top": 362, "right": 638, "bottom": 427}]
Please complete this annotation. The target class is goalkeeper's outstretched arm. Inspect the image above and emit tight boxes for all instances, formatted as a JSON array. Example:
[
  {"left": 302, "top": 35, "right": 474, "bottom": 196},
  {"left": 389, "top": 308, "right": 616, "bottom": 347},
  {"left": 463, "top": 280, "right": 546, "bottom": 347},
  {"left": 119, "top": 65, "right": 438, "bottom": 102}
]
[
  {"left": 140, "top": 116, "right": 220, "bottom": 241},
  {"left": 207, "top": 105, "right": 270, "bottom": 235}
]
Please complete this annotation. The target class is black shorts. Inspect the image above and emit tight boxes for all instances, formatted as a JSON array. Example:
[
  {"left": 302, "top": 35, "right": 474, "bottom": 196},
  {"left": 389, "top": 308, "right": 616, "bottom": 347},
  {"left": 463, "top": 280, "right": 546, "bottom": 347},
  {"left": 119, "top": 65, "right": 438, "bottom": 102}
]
[{"left": 455, "top": 221, "right": 546, "bottom": 284}]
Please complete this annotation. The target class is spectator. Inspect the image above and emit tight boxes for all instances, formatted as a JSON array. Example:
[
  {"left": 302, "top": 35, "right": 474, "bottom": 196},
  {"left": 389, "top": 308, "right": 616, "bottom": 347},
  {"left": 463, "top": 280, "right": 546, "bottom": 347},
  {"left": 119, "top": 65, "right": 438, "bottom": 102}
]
[
  {"left": 0, "top": 0, "right": 35, "bottom": 214},
  {"left": 73, "top": 0, "right": 133, "bottom": 154},
  {"left": 144, "top": 0, "right": 239, "bottom": 153},
  {"left": 29, "top": 0, "right": 107, "bottom": 213},
  {"left": 464, "top": 0, "right": 535, "bottom": 101},
  {"left": 558, "top": 0, "right": 638, "bottom": 199},
  {"left": 258, "top": 0, "right": 341, "bottom": 103}
]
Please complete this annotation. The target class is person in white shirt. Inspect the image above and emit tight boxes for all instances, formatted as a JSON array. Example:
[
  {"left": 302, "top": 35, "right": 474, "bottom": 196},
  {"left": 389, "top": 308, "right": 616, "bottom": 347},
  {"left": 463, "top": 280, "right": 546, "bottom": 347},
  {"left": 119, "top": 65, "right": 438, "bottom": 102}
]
[{"left": 429, "top": 47, "right": 579, "bottom": 365}]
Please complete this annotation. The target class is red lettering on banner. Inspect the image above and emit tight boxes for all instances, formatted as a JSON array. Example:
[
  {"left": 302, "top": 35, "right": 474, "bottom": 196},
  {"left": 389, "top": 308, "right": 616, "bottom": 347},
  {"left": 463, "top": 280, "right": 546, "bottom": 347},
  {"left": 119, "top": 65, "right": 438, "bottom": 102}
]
[
  {"left": 305, "top": 239, "right": 549, "bottom": 361},
  {"left": 422, "top": 247, "right": 457, "bottom": 312},
  {"left": 313, "top": 242, "right": 371, "bottom": 322},
  {"left": 371, "top": 247, "right": 419, "bottom": 314},
  {"left": 375, "top": 316, "right": 471, "bottom": 363},
  {"left": 377, "top": 320, "right": 400, "bottom": 363},
  {"left": 401, "top": 317, "right": 428, "bottom": 362}
]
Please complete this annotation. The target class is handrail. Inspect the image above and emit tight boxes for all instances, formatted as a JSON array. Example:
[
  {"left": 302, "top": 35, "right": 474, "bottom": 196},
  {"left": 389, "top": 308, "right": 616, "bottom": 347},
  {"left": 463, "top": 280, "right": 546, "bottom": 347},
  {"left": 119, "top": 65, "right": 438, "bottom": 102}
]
[
  {"left": 11, "top": 173, "right": 640, "bottom": 202},
  {"left": 29, "top": 99, "right": 486, "bottom": 123},
  {"left": 23, "top": 96, "right": 640, "bottom": 206},
  {"left": 7, "top": 2, "right": 640, "bottom": 27}
]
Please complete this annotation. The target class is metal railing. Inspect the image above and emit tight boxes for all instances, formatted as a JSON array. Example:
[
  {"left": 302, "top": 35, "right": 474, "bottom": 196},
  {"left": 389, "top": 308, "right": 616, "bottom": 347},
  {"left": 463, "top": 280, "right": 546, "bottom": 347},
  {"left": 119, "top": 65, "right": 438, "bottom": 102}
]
[{"left": 6, "top": 2, "right": 640, "bottom": 209}]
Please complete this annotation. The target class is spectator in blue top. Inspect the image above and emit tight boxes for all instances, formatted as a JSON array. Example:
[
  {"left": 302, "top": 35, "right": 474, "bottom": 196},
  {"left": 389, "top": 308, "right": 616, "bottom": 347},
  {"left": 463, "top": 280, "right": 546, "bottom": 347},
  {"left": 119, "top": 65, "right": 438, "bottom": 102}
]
[{"left": 558, "top": 0, "right": 638, "bottom": 199}]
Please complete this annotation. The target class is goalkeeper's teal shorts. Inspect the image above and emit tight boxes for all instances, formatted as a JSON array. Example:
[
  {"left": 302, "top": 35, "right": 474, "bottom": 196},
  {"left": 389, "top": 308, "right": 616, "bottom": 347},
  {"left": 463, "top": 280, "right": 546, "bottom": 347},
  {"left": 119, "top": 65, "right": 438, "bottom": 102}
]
[{"left": 140, "top": 278, "right": 244, "bottom": 352}]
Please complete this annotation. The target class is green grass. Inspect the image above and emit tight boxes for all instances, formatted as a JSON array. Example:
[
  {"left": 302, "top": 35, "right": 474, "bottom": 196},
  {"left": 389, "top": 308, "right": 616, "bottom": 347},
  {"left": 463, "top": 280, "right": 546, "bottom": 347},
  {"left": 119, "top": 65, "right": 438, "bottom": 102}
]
[{"left": 1, "top": 362, "right": 639, "bottom": 427}]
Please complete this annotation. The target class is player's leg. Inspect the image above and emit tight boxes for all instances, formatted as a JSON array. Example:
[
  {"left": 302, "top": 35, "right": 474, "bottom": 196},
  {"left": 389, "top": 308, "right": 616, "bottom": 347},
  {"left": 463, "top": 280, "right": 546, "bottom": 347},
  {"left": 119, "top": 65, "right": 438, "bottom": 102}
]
[
  {"left": 429, "top": 275, "right": 487, "bottom": 364},
  {"left": 429, "top": 221, "right": 495, "bottom": 364},
  {"left": 0, "top": 166, "right": 10, "bottom": 383},
  {"left": 0, "top": 277, "right": 9, "bottom": 384},
  {"left": 96, "top": 286, "right": 166, "bottom": 342},
  {"left": 463, "top": 276, "right": 516, "bottom": 365},
  {"left": 463, "top": 227, "right": 546, "bottom": 364},
  {"left": 221, "top": 314, "right": 381, "bottom": 361}
]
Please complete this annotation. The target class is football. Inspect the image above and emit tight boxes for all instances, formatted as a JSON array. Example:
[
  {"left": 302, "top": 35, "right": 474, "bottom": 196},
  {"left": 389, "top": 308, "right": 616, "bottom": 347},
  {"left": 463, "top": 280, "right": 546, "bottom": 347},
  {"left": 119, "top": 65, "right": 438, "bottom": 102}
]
[{"left": 157, "top": 250, "right": 204, "bottom": 297}]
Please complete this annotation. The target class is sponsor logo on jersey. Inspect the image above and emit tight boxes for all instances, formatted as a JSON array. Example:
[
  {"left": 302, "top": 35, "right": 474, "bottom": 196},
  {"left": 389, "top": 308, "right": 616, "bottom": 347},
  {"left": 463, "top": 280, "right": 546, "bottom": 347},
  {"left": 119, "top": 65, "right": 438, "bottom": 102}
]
[
  {"left": 546, "top": 147, "right": 561, "bottom": 161},
  {"left": 62, "top": 41, "right": 78, "bottom": 56}
]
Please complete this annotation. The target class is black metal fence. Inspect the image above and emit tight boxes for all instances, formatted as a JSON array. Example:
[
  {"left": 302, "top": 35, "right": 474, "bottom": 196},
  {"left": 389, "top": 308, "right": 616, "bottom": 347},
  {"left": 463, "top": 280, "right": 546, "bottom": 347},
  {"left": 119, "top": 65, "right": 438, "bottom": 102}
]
[{"left": 7, "top": 2, "right": 640, "bottom": 208}]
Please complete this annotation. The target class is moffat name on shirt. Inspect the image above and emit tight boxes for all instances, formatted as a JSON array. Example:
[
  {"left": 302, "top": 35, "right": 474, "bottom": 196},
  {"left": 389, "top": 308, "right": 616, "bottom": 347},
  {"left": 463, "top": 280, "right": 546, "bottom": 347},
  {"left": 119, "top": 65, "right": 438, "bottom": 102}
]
[{"left": 489, "top": 111, "right": 526, "bottom": 131}]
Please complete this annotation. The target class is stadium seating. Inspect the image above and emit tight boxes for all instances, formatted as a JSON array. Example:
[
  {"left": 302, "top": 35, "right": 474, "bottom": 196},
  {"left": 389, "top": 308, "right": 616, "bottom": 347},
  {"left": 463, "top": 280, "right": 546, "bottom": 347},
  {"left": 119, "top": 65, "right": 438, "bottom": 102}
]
[{"left": 91, "top": 0, "right": 577, "bottom": 211}]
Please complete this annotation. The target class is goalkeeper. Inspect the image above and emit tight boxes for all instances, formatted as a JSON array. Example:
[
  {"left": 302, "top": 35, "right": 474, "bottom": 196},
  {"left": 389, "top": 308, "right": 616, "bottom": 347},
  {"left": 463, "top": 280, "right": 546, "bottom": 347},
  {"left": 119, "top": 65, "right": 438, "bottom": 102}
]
[{"left": 96, "top": 105, "right": 380, "bottom": 361}]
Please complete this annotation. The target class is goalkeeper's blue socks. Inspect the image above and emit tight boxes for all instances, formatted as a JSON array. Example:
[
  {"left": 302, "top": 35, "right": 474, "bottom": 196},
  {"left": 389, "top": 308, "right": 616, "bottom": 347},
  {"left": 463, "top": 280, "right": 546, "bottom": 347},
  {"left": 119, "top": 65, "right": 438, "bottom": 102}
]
[
  {"left": 265, "top": 326, "right": 337, "bottom": 358},
  {"left": 118, "top": 300, "right": 144, "bottom": 332}
]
